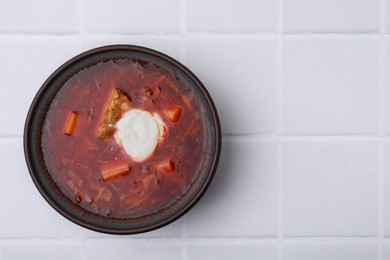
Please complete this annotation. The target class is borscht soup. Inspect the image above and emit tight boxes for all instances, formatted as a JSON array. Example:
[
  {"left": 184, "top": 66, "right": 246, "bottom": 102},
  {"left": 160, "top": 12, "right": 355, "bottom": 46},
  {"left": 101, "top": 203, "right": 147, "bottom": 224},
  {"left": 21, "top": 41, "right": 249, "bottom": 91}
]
[{"left": 42, "top": 57, "right": 210, "bottom": 218}]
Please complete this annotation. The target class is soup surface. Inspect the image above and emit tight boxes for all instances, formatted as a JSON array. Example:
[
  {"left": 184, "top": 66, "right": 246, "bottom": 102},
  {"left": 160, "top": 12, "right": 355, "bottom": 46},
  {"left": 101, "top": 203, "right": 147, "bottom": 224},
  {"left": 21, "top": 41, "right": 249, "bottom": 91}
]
[{"left": 42, "top": 59, "right": 207, "bottom": 218}]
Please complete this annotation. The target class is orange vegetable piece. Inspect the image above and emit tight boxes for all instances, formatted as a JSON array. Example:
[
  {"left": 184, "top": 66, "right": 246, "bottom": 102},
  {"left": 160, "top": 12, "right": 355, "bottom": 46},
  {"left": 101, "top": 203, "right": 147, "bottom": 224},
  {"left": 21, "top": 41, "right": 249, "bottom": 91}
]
[
  {"left": 159, "top": 160, "right": 175, "bottom": 172},
  {"left": 65, "top": 111, "right": 78, "bottom": 135},
  {"left": 101, "top": 162, "right": 130, "bottom": 181},
  {"left": 165, "top": 107, "right": 182, "bottom": 122}
]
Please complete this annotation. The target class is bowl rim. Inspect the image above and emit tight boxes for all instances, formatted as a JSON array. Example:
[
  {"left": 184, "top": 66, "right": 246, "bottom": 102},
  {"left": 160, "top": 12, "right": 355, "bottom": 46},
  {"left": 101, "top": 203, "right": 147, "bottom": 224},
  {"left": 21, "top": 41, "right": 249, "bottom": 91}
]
[{"left": 23, "top": 44, "right": 221, "bottom": 234}]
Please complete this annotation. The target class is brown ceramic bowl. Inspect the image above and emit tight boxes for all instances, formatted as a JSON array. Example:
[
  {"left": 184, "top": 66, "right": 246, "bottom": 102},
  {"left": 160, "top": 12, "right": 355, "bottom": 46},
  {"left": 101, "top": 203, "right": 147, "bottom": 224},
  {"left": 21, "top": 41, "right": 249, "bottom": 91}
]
[{"left": 24, "top": 45, "right": 221, "bottom": 234}]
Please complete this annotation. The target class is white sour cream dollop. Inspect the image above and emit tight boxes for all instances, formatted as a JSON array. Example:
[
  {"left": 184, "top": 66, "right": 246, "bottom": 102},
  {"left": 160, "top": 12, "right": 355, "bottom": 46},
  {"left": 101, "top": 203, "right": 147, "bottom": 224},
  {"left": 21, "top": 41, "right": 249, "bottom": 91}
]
[{"left": 115, "top": 109, "right": 165, "bottom": 162}]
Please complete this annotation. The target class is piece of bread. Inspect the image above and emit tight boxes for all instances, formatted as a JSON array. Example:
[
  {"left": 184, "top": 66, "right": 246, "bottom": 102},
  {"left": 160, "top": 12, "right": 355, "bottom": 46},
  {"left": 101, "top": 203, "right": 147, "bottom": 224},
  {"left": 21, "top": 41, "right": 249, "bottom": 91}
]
[{"left": 98, "top": 88, "right": 131, "bottom": 139}]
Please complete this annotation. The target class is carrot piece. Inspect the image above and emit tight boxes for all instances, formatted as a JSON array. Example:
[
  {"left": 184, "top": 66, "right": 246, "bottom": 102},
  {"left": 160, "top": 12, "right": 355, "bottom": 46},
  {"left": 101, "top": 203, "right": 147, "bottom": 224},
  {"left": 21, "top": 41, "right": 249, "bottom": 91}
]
[
  {"left": 65, "top": 111, "right": 78, "bottom": 135},
  {"left": 165, "top": 107, "right": 182, "bottom": 122},
  {"left": 101, "top": 162, "right": 130, "bottom": 181},
  {"left": 159, "top": 160, "right": 175, "bottom": 172}
]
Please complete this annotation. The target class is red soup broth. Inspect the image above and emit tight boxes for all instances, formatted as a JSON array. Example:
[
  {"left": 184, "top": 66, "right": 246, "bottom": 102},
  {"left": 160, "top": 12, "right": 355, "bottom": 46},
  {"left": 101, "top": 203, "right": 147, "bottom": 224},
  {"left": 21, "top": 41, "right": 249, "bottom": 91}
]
[{"left": 42, "top": 59, "right": 208, "bottom": 218}]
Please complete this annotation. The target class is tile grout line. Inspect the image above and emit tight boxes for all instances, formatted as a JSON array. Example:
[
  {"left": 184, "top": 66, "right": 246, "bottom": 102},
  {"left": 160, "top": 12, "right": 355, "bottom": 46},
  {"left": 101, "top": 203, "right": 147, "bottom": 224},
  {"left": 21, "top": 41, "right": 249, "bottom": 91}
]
[
  {"left": 277, "top": 0, "right": 284, "bottom": 258},
  {"left": 380, "top": 0, "right": 387, "bottom": 255},
  {"left": 277, "top": 137, "right": 284, "bottom": 260},
  {"left": 0, "top": 32, "right": 389, "bottom": 39},
  {"left": 379, "top": 139, "right": 385, "bottom": 260},
  {"left": 273, "top": 237, "right": 383, "bottom": 243},
  {"left": 0, "top": 31, "right": 387, "bottom": 36},
  {"left": 379, "top": 5, "right": 386, "bottom": 255},
  {"left": 2, "top": 236, "right": 387, "bottom": 242}
]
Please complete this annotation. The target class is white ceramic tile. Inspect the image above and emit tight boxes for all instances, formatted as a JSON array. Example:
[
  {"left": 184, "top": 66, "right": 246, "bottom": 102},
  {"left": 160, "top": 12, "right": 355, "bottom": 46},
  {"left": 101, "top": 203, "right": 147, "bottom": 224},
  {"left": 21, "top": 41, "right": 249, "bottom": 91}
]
[
  {"left": 384, "top": 242, "right": 390, "bottom": 260},
  {"left": 283, "top": 141, "right": 378, "bottom": 236},
  {"left": 0, "top": 38, "right": 80, "bottom": 136},
  {"left": 385, "top": 1, "right": 390, "bottom": 33},
  {"left": 0, "top": 139, "right": 92, "bottom": 237},
  {"left": 383, "top": 142, "right": 390, "bottom": 236},
  {"left": 1, "top": 240, "right": 83, "bottom": 260},
  {"left": 82, "top": 36, "right": 182, "bottom": 63},
  {"left": 84, "top": 0, "right": 180, "bottom": 33},
  {"left": 284, "top": 242, "right": 378, "bottom": 260},
  {"left": 385, "top": 40, "right": 390, "bottom": 135},
  {"left": 185, "top": 37, "right": 278, "bottom": 135},
  {"left": 85, "top": 239, "right": 183, "bottom": 260},
  {"left": 283, "top": 38, "right": 380, "bottom": 135},
  {"left": 0, "top": 0, "right": 79, "bottom": 33},
  {"left": 186, "top": 0, "right": 278, "bottom": 33},
  {"left": 186, "top": 138, "right": 278, "bottom": 237},
  {"left": 187, "top": 241, "right": 278, "bottom": 260},
  {"left": 283, "top": 0, "right": 380, "bottom": 32}
]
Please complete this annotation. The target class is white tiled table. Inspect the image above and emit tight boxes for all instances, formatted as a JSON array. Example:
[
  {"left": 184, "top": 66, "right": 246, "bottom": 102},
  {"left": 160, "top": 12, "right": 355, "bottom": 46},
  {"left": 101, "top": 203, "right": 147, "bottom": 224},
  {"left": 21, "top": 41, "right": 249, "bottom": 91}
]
[{"left": 0, "top": 0, "right": 388, "bottom": 259}]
